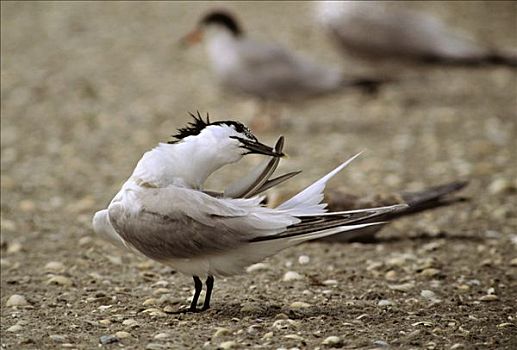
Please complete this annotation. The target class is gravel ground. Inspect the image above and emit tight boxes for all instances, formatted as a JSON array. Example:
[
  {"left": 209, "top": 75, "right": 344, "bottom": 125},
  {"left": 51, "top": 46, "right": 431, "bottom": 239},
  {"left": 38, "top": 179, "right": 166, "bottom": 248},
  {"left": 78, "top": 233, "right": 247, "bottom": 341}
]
[{"left": 1, "top": 2, "right": 516, "bottom": 349}]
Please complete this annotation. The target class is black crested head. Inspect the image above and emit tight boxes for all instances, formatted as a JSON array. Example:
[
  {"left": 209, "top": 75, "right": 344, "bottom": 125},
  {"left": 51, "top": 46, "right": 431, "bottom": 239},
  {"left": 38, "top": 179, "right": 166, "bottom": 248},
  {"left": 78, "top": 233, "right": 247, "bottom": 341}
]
[
  {"left": 211, "top": 120, "right": 257, "bottom": 141},
  {"left": 200, "top": 10, "right": 243, "bottom": 37},
  {"left": 169, "top": 111, "right": 210, "bottom": 143},
  {"left": 169, "top": 112, "right": 256, "bottom": 143}
]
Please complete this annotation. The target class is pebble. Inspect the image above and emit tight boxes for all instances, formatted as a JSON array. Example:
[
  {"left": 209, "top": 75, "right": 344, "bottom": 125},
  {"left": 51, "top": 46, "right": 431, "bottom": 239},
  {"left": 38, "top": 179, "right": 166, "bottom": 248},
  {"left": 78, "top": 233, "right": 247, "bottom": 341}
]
[
  {"left": 420, "top": 268, "right": 441, "bottom": 278},
  {"left": 116, "top": 331, "right": 131, "bottom": 339},
  {"left": 246, "top": 263, "right": 270, "bottom": 273},
  {"left": 450, "top": 343, "right": 465, "bottom": 349},
  {"left": 218, "top": 340, "right": 238, "bottom": 349},
  {"left": 153, "top": 332, "right": 171, "bottom": 340},
  {"left": 378, "top": 299, "right": 394, "bottom": 307},
  {"left": 298, "top": 255, "right": 310, "bottom": 265},
  {"left": 143, "top": 298, "right": 158, "bottom": 306},
  {"left": 488, "top": 178, "right": 512, "bottom": 195},
  {"left": 510, "top": 257, "right": 517, "bottom": 266},
  {"left": 284, "top": 334, "right": 304, "bottom": 341},
  {"left": 289, "top": 301, "right": 312, "bottom": 309},
  {"left": 388, "top": 282, "right": 415, "bottom": 292},
  {"left": 6, "top": 294, "right": 29, "bottom": 307},
  {"left": 240, "top": 303, "right": 262, "bottom": 313},
  {"left": 283, "top": 271, "right": 303, "bottom": 282},
  {"left": 420, "top": 290, "right": 437, "bottom": 300},
  {"left": 272, "top": 319, "right": 299, "bottom": 330},
  {"left": 146, "top": 343, "right": 166, "bottom": 350},
  {"left": 44, "top": 261, "right": 65, "bottom": 273},
  {"left": 78, "top": 236, "right": 93, "bottom": 246},
  {"left": 99, "top": 319, "right": 111, "bottom": 325},
  {"left": 19, "top": 199, "right": 36, "bottom": 212},
  {"left": 122, "top": 319, "right": 139, "bottom": 327},
  {"left": 262, "top": 332, "right": 274, "bottom": 339},
  {"left": 478, "top": 295, "right": 498, "bottom": 302},
  {"left": 323, "top": 279, "right": 338, "bottom": 286},
  {"left": 373, "top": 340, "right": 389, "bottom": 348},
  {"left": 46, "top": 275, "right": 72, "bottom": 287},
  {"left": 7, "top": 324, "right": 23, "bottom": 332},
  {"left": 385, "top": 270, "right": 398, "bottom": 281},
  {"left": 152, "top": 288, "right": 170, "bottom": 295},
  {"left": 49, "top": 335, "right": 68, "bottom": 343},
  {"left": 99, "top": 335, "right": 119, "bottom": 345},
  {"left": 322, "top": 336, "right": 342, "bottom": 346},
  {"left": 213, "top": 327, "right": 231, "bottom": 337},
  {"left": 6, "top": 242, "right": 22, "bottom": 254}
]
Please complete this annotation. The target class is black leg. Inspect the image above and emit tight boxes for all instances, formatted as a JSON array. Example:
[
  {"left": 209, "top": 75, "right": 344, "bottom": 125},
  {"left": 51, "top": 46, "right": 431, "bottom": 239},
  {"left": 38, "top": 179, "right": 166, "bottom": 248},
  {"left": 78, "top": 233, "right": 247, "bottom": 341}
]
[
  {"left": 202, "top": 275, "right": 214, "bottom": 311},
  {"left": 189, "top": 276, "right": 203, "bottom": 312}
]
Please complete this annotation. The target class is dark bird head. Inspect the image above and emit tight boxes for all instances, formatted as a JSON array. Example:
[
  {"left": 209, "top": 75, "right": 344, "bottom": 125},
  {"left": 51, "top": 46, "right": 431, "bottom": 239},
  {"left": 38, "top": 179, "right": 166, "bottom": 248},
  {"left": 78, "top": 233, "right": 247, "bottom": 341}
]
[{"left": 180, "top": 10, "right": 243, "bottom": 47}]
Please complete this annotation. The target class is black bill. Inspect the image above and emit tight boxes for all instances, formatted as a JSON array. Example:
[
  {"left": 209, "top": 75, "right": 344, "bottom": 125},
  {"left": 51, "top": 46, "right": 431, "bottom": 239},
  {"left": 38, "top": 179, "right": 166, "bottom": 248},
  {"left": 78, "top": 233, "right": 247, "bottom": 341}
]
[{"left": 231, "top": 136, "right": 285, "bottom": 157}]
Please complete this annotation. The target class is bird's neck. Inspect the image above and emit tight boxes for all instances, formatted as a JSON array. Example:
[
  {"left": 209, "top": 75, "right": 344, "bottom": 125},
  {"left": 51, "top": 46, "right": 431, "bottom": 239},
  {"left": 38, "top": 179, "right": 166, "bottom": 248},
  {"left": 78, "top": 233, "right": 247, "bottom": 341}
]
[{"left": 130, "top": 142, "right": 226, "bottom": 189}]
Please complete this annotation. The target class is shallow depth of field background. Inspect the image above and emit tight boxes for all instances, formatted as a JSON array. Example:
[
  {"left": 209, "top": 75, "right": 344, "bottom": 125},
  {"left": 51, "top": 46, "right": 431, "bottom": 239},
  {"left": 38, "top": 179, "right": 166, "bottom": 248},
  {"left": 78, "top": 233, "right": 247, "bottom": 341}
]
[{"left": 1, "top": 2, "right": 516, "bottom": 349}]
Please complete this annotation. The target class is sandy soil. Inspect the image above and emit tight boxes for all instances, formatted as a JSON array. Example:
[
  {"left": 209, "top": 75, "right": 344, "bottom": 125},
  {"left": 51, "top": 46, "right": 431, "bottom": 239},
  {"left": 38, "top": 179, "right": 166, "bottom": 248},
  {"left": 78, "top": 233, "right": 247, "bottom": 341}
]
[{"left": 1, "top": 2, "right": 516, "bottom": 349}]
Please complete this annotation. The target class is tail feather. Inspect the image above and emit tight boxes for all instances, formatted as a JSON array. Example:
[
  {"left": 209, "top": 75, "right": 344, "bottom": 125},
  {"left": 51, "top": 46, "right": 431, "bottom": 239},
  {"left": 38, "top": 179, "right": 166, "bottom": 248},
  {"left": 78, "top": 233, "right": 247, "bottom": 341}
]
[{"left": 277, "top": 153, "right": 362, "bottom": 216}]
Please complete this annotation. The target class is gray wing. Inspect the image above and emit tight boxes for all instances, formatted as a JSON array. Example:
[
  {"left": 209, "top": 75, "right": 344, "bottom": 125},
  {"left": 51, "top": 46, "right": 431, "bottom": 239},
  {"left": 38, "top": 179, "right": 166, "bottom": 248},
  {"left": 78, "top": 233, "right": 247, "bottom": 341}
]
[{"left": 108, "top": 187, "right": 296, "bottom": 261}]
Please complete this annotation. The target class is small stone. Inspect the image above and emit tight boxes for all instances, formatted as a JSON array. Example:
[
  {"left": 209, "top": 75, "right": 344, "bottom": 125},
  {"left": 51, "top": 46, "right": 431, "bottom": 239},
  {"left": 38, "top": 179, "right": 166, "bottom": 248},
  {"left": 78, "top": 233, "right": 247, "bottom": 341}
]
[
  {"left": 378, "top": 299, "right": 394, "bottom": 307},
  {"left": 46, "top": 275, "right": 72, "bottom": 287},
  {"left": 497, "top": 322, "right": 515, "bottom": 328},
  {"left": 510, "top": 258, "right": 517, "bottom": 266},
  {"left": 143, "top": 298, "right": 158, "bottom": 306},
  {"left": 45, "top": 261, "right": 65, "bottom": 273},
  {"left": 122, "top": 319, "right": 139, "bottom": 327},
  {"left": 488, "top": 178, "right": 512, "bottom": 195},
  {"left": 388, "top": 282, "right": 415, "bottom": 292},
  {"left": 246, "top": 263, "right": 270, "bottom": 273},
  {"left": 298, "top": 255, "right": 310, "bottom": 265},
  {"left": 213, "top": 328, "right": 231, "bottom": 337},
  {"left": 283, "top": 271, "right": 303, "bottom": 282},
  {"left": 152, "top": 288, "right": 170, "bottom": 295},
  {"left": 420, "top": 290, "right": 437, "bottom": 300},
  {"left": 6, "top": 294, "right": 29, "bottom": 307},
  {"left": 487, "top": 287, "right": 495, "bottom": 295},
  {"left": 240, "top": 303, "right": 262, "bottom": 313},
  {"left": 323, "top": 279, "right": 338, "bottom": 286},
  {"left": 99, "top": 319, "right": 111, "bottom": 325},
  {"left": 479, "top": 295, "right": 498, "bottom": 302},
  {"left": 262, "top": 332, "right": 273, "bottom": 339},
  {"left": 284, "top": 334, "right": 304, "bottom": 341},
  {"left": 99, "top": 335, "right": 119, "bottom": 345},
  {"left": 373, "top": 340, "right": 389, "bottom": 348},
  {"left": 322, "top": 335, "right": 342, "bottom": 346},
  {"left": 450, "top": 343, "right": 465, "bottom": 349},
  {"left": 289, "top": 301, "right": 312, "bottom": 309},
  {"left": 7, "top": 324, "right": 23, "bottom": 332},
  {"left": 116, "top": 331, "right": 131, "bottom": 339},
  {"left": 6, "top": 242, "right": 22, "bottom": 254},
  {"left": 218, "top": 340, "right": 237, "bottom": 349},
  {"left": 49, "top": 335, "right": 67, "bottom": 343},
  {"left": 153, "top": 332, "right": 170, "bottom": 340},
  {"left": 78, "top": 236, "right": 93, "bottom": 246},
  {"left": 146, "top": 343, "right": 166, "bottom": 350},
  {"left": 385, "top": 270, "right": 398, "bottom": 281},
  {"left": 420, "top": 268, "right": 440, "bottom": 278}
]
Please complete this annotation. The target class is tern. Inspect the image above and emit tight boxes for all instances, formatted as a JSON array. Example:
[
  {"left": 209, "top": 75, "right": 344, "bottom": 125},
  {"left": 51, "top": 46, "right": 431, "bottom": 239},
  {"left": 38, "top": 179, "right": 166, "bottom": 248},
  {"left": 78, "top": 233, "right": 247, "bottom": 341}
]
[
  {"left": 181, "top": 10, "right": 386, "bottom": 102},
  {"left": 93, "top": 112, "right": 405, "bottom": 312},
  {"left": 315, "top": 1, "right": 517, "bottom": 67}
]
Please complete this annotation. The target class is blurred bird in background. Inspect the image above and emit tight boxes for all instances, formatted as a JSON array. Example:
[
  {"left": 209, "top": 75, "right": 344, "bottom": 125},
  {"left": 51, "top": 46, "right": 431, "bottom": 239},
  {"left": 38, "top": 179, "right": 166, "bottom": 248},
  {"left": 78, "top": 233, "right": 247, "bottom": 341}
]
[
  {"left": 315, "top": 1, "right": 517, "bottom": 67},
  {"left": 181, "top": 9, "right": 388, "bottom": 130}
]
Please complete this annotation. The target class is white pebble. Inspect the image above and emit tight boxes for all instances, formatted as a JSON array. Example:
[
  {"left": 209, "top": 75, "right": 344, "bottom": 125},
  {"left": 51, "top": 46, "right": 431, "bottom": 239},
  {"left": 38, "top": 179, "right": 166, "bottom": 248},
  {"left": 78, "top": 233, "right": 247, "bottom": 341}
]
[
  {"left": 378, "top": 299, "right": 394, "bottom": 306},
  {"left": 218, "top": 341, "right": 237, "bottom": 349},
  {"left": 388, "top": 282, "right": 415, "bottom": 292},
  {"left": 122, "top": 319, "right": 139, "bottom": 327},
  {"left": 284, "top": 334, "right": 304, "bottom": 341},
  {"left": 420, "top": 290, "right": 437, "bottom": 300},
  {"left": 298, "top": 255, "right": 310, "bottom": 265},
  {"left": 322, "top": 279, "right": 338, "bottom": 286},
  {"left": 283, "top": 271, "right": 303, "bottom": 282},
  {"left": 289, "top": 301, "right": 312, "bottom": 309},
  {"left": 45, "top": 261, "right": 65, "bottom": 273},
  {"left": 322, "top": 336, "right": 342, "bottom": 346},
  {"left": 213, "top": 327, "right": 231, "bottom": 337},
  {"left": 7, "top": 324, "right": 23, "bottom": 332},
  {"left": 246, "top": 263, "right": 270, "bottom": 273},
  {"left": 6, "top": 294, "right": 29, "bottom": 307},
  {"left": 153, "top": 332, "right": 170, "bottom": 340},
  {"left": 113, "top": 331, "right": 129, "bottom": 339}
]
